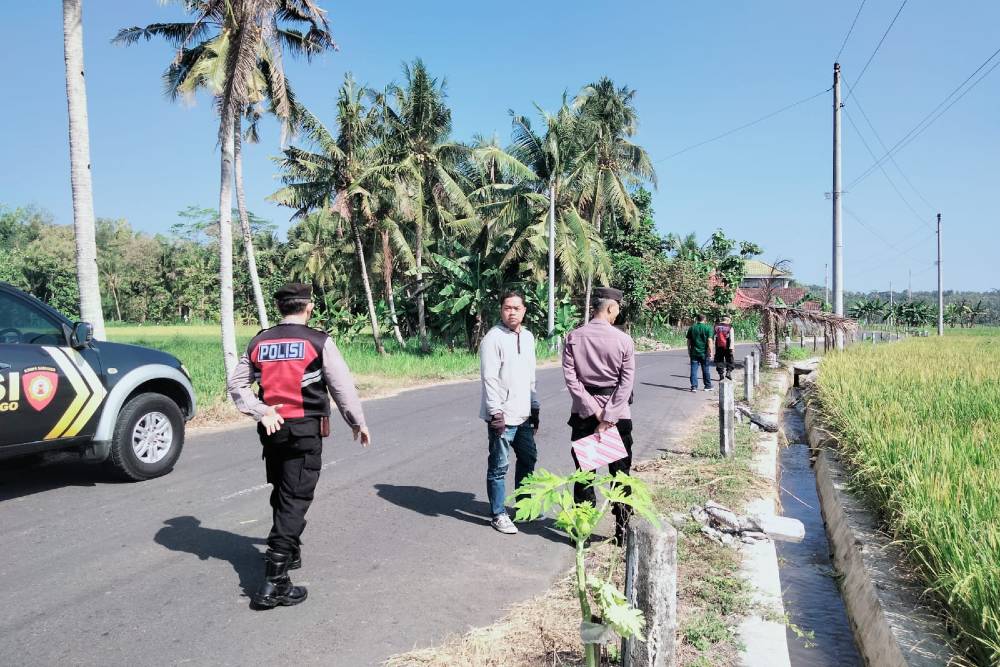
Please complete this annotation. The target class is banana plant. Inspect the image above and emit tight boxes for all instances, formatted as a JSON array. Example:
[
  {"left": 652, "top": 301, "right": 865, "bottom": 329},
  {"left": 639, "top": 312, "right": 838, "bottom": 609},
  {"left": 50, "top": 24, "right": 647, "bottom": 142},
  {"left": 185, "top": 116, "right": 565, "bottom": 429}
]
[{"left": 428, "top": 244, "right": 505, "bottom": 351}]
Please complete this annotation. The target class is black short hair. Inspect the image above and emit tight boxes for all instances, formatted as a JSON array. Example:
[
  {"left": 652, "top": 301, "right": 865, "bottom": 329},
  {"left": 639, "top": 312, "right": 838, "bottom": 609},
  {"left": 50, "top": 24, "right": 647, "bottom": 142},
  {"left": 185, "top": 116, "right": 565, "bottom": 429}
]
[
  {"left": 591, "top": 297, "right": 617, "bottom": 314},
  {"left": 500, "top": 290, "right": 525, "bottom": 307},
  {"left": 277, "top": 298, "right": 311, "bottom": 316},
  {"left": 696, "top": 313, "right": 707, "bottom": 322}
]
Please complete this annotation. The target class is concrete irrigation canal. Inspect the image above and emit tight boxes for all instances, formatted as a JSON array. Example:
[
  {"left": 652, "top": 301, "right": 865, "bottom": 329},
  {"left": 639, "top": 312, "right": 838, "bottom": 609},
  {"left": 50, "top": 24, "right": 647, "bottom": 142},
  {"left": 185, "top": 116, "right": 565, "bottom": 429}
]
[{"left": 777, "top": 386, "right": 861, "bottom": 665}]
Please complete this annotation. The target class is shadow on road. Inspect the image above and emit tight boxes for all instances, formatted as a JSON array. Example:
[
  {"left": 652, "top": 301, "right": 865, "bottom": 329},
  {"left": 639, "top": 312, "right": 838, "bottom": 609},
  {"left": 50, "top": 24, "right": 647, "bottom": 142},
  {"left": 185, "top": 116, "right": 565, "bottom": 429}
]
[
  {"left": 0, "top": 454, "right": 124, "bottom": 502},
  {"left": 640, "top": 381, "right": 697, "bottom": 394},
  {"left": 373, "top": 484, "right": 573, "bottom": 546},
  {"left": 155, "top": 516, "right": 265, "bottom": 598}
]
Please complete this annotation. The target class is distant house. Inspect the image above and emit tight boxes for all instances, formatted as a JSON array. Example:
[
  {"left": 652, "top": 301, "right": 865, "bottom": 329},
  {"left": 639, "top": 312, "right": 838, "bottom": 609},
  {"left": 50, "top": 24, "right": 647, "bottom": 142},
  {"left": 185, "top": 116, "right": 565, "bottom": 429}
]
[
  {"left": 740, "top": 260, "right": 792, "bottom": 288},
  {"left": 710, "top": 260, "right": 821, "bottom": 311},
  {"left": 733, "top": 287, "right": 819, "bottom": 311}
]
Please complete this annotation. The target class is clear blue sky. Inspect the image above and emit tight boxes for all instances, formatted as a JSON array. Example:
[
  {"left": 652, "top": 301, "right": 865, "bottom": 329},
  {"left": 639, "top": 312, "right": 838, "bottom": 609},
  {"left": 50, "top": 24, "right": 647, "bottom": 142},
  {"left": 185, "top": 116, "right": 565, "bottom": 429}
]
[{"left": 1, "top": 1, "right": 997, "bottom": 292}]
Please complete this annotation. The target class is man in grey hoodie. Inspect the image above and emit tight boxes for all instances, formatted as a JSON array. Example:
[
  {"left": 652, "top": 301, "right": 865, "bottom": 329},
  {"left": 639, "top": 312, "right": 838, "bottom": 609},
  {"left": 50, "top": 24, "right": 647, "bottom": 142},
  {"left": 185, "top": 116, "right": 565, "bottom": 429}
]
[{"left": 479, "top": 290, "right": 540, "bottom": 534}]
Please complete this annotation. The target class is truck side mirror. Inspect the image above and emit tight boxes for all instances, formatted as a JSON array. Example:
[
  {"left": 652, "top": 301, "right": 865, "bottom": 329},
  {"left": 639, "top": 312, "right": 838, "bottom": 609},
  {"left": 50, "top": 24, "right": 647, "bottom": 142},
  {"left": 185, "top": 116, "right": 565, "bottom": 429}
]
[{"left": 70, "top": 322, "right": 93, "bottom": 349}]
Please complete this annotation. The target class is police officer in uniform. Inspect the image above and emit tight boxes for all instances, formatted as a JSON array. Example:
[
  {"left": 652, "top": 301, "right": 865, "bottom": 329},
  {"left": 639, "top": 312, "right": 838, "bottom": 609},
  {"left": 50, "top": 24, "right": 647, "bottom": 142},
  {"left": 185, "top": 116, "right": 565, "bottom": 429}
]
[
  {"left": 562, "top": 286, "right": 636, "bottom": 544},
  {"left": 228, "top": 283, "right": 371, "bottom": 609}
]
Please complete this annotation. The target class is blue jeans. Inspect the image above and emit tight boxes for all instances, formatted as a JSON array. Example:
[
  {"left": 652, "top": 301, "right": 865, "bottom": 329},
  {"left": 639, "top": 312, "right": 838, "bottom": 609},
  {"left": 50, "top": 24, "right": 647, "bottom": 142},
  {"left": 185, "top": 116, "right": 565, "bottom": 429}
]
[
  {"left": 690, "top": 357, "right": 712, "bottom": 389},
  {"left": 486, "top": 422, "right": 538, "bottom": 517}
]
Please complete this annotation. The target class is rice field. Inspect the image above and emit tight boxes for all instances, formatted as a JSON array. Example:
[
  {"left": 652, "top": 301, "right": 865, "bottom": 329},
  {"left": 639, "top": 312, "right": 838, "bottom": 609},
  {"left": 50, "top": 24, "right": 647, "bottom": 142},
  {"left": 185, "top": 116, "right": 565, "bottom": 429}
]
[{"left": 815, "top": 329, "right": 1000, "bottom": 663}]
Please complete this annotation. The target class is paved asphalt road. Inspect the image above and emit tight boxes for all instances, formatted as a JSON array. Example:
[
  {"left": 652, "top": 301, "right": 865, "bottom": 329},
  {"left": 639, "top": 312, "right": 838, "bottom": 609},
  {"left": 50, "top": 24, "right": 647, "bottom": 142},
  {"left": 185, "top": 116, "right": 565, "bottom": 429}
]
[{"left": 0, "top": 348, "right": 728, "bottom": 666}]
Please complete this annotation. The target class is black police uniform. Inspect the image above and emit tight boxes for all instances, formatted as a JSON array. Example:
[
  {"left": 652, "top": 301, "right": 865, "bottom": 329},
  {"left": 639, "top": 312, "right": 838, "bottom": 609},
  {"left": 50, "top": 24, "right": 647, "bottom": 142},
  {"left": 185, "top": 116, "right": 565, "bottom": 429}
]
[{"left": 228, "top": 283, "right": 367, "bottom": 609}]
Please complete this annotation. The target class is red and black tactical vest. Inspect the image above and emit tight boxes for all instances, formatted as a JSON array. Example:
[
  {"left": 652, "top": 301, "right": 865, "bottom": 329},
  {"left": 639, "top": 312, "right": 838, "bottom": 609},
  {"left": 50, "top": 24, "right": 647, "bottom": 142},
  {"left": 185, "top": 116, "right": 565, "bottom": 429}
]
[{"left": 246, "top": 323, "right": 330, "bottom": 420}]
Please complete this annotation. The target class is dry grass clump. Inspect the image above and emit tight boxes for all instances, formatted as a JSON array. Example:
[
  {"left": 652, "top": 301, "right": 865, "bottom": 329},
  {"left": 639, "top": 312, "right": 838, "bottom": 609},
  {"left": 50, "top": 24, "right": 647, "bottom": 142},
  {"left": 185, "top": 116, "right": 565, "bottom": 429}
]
[{"left": 386, "top": 546, "right": 622, "bottom": 667}]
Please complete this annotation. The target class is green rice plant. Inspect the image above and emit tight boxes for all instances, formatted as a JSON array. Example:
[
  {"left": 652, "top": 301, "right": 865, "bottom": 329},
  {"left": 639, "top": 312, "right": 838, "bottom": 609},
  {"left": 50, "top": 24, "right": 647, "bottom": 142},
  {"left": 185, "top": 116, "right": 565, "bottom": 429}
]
[{"left": 815, "top": 330, "right": 1000, "bottom": 663}]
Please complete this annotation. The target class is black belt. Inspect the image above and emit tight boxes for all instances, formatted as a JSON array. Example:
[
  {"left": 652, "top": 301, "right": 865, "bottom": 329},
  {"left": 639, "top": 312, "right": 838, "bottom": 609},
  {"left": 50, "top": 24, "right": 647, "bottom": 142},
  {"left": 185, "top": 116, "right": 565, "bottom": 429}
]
[{"left": 584, "top": 385, "right": 616, "bottom": 396}]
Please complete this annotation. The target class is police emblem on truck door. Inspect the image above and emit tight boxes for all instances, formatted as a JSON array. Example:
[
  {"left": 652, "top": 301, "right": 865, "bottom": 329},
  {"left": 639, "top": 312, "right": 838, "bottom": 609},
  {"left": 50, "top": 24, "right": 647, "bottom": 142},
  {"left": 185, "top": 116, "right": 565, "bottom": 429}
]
[{"left": 22, "top": 366, "right": 58, "bottom": 411}]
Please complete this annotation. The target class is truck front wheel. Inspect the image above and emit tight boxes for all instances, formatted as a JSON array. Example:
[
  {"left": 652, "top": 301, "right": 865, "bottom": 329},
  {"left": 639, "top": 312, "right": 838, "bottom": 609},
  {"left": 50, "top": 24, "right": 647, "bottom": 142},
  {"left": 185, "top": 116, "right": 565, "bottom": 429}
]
[{"left": 108, "top": 392, "right": 185, "bottom": 481}]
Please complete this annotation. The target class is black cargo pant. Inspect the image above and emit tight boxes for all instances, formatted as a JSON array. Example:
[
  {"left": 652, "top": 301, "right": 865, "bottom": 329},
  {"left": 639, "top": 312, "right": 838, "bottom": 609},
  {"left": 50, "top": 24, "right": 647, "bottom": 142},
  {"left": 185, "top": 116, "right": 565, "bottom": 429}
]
[
  {"left": 258, "top": 417, "right": 323, "bottom": 555},
  {"left": 714, "top": 346, "right": 734, "bottom": 379},
  {"left": 568, "top": 414, "right": 634, "bottom": 540}
]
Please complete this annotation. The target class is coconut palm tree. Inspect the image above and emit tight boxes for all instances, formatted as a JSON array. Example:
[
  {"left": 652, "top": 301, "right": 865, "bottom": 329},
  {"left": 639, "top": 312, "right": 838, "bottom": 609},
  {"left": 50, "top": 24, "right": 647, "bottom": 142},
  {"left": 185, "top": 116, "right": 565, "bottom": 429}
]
[
  {"left": 459, "top": 134, "right": 609, "bottom": 301},
  {"left": 285, "top": 210, "right": 342, "bottom": 293},
  {"left": 373, "top": 60, "right": 476, "bottom": 352},
  {"left": 665, "top": 232, "right": 702, "bottom": 261},
  {"left": 509, "top": 99, "right": 583, "bottom": 336},
  {"left": 115, "top": 0, "right": 334, "bottom": 373},
  {"left": 573, "top": 78, "right": 657, "bottom": 316},
  {"left": 62, "top": 0, "right": 106, "bottom": 339},
  {"left": 271, "top": 75, "right": 386, "bottom": 353}
]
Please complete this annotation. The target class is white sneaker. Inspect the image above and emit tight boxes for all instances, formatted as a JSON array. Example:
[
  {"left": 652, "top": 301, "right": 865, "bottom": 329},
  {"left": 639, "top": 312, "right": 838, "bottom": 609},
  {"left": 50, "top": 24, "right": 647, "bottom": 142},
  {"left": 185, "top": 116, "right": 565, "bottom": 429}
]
[{"left": 491, "top": 513, "right": 518, "bottom": 534}]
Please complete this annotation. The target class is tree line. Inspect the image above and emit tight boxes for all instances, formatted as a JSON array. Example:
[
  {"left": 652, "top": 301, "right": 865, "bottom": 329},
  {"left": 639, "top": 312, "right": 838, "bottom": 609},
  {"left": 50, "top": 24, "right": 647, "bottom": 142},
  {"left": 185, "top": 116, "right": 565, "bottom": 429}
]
[
  {"left": 42, "top": 1, "right": 766, "bottom": 373},
  {"left": 846, "top": 293, "right": 997, "bottom": 327}
]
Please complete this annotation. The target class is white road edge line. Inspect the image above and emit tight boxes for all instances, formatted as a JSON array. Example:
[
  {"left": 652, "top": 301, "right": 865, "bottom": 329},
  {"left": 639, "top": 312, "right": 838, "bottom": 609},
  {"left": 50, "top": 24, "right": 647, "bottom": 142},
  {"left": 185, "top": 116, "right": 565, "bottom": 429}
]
[{"left": 218, "top": 459, "right": 340, "bottom": 501}]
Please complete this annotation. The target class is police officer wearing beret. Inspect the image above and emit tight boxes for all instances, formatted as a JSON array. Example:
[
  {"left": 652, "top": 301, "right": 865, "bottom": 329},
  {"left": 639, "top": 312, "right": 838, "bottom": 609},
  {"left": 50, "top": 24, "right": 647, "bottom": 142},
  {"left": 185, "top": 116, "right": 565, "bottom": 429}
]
[
  {"left": 562, "top": 286, "right": 637, "bottom": 544},
  {"left": 228, "top": 283, "right": 371, "bottom": 609}
]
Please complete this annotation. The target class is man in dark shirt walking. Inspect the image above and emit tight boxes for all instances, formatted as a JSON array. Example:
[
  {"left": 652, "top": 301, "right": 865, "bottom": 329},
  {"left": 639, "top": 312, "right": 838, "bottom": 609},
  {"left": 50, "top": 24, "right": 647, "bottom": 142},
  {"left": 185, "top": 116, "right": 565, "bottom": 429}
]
[
  {"left": 686, "top": 314, "right": 715, "bottom": 392},
  {"left": 228, "top": 283, "right": 371, "bottom": 610}
]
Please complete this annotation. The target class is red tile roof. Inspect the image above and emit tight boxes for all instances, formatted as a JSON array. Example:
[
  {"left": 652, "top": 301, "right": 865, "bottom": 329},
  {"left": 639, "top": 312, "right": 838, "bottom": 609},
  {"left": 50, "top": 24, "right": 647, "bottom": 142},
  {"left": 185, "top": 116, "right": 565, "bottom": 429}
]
[{"left": 733, "top": 287, "right": 814, "bottom": 309}]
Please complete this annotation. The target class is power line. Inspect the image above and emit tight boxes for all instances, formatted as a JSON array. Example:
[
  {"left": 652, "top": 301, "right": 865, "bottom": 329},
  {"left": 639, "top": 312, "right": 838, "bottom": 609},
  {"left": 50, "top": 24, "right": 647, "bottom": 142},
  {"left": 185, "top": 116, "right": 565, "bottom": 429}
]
[
  {"left": 850, "top": 228, "right": 936, "bottom": 270},
  {"left": 844, "top": 107, "right": 934, "bottom": 231},
  {"left": 834, "top": 0, "right": 868, "bottom": 63},
  {"left": 849, "top": 45, "right": 1000, "bottom": 188},
  {"left": 844, "top": 87, "right": 936, "bottom": 213},
  {"left": 655, "top": 87, "right": 831, "bottom": 162},
  {"left": 843, "top": 206, "right": 903, "bottom": 253},
  {"left": 843, "top": 206, "right": 933, "bottom": 273},
  {"left": 843, "top": 0, "right": 908, "bottom": 102}
]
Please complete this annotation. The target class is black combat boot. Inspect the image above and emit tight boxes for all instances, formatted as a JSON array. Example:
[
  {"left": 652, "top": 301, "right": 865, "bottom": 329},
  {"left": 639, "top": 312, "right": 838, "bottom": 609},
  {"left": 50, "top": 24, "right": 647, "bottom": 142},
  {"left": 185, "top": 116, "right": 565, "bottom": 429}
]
[
  {"left": 252, "top": 550, "right": 308, "bottom": 610},
  {"left": 288, "top": 547, "right": 302, "bottom": 570}
]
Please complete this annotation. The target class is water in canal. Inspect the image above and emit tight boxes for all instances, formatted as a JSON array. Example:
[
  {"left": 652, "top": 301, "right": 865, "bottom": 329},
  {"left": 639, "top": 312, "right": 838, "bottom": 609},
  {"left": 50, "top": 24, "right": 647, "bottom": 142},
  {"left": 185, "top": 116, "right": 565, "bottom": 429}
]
[{"left": 776, "top": 388, "right": 862, "bottom": 666}]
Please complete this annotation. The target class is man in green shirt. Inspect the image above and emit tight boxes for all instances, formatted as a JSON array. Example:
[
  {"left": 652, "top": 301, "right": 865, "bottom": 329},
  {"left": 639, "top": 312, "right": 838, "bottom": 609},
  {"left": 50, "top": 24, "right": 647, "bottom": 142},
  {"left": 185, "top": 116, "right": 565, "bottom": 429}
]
[{"left": 686, "top": 314, "right": 715, "bottom": 392}]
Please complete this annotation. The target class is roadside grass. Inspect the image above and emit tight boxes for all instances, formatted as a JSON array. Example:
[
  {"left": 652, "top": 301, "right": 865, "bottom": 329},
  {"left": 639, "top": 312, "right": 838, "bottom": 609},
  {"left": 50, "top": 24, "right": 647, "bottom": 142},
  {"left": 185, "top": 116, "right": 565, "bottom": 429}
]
[
  {"left": 641, "top": 414, "right": 766, "bottom": 666},
  {"left": 779, "top": 345, "right": 817, "bottom": 362},
  {"left": 383, "top": 405, "right": 767, "bottom": 667},
  {"left": 814, "top": 330, "right": 1000, "bottom": 664},
  {"left": 105, "top": 323, "right": 557, "bottom": 424}
]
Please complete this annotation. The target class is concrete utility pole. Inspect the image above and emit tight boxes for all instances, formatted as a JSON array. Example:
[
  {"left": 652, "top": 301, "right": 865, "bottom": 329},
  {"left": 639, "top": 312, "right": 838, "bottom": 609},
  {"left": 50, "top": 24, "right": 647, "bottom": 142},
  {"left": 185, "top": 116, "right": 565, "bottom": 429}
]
[
  {"left": 832, "top": 63, "right": 844, "bottom": 348},
  {"left": 937, "top": 213, "right": 944, "bottom": 336}
]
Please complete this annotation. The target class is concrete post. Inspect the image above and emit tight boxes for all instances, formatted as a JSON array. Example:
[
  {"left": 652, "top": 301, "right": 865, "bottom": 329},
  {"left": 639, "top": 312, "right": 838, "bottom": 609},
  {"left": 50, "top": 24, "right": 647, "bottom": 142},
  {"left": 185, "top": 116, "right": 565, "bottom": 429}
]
[
  {"left": 752, "top": 350, "right": 760, "bottom": 387},
  {"left": 744, "top": 355, "right": 754, "bottom": 404},
  {"left": 622, "top": 517, "right": 677, "bottom": 667},
  {"left": 719, "top": 380, "right": 735, "bottom": 458}
]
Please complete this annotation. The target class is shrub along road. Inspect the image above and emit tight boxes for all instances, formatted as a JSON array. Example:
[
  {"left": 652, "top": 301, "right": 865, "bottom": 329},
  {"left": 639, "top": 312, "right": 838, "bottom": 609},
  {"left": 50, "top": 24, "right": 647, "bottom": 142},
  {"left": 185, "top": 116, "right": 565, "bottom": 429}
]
[{"left": 0, "top": 348, "right": 729, "bottom": 666}]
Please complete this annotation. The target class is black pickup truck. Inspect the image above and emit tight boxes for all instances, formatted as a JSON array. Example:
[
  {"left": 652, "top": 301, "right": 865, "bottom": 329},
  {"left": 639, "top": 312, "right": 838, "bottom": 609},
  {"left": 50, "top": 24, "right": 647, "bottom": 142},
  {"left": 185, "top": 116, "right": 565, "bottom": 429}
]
[{"left": 0, "top": 282, "right": 196, "bottom": 480}]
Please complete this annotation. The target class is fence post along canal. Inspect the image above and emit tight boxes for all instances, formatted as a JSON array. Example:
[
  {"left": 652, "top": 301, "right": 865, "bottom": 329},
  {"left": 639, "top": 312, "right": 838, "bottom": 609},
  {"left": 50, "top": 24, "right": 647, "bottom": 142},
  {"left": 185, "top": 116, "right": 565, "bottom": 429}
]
[
  {"left": 719, "top": 380, "right": 735, "bottom": 458},
  {"left": 622, "top": 518, "right": 678, "bottom": 667},
  {"left": 744, "top": 354, "right": 754, "bottom": 403}
]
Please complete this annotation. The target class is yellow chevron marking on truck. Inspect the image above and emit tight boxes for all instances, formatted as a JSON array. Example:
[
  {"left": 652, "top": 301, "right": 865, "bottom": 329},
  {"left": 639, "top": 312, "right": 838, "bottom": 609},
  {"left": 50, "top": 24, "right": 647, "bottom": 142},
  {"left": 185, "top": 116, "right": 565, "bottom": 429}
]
[
  {"left": 43, "top": 347, "right": 89, "bottom": 440},
  {"left": 63, "top": 348, "right": 107, "bottom": 437}
]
